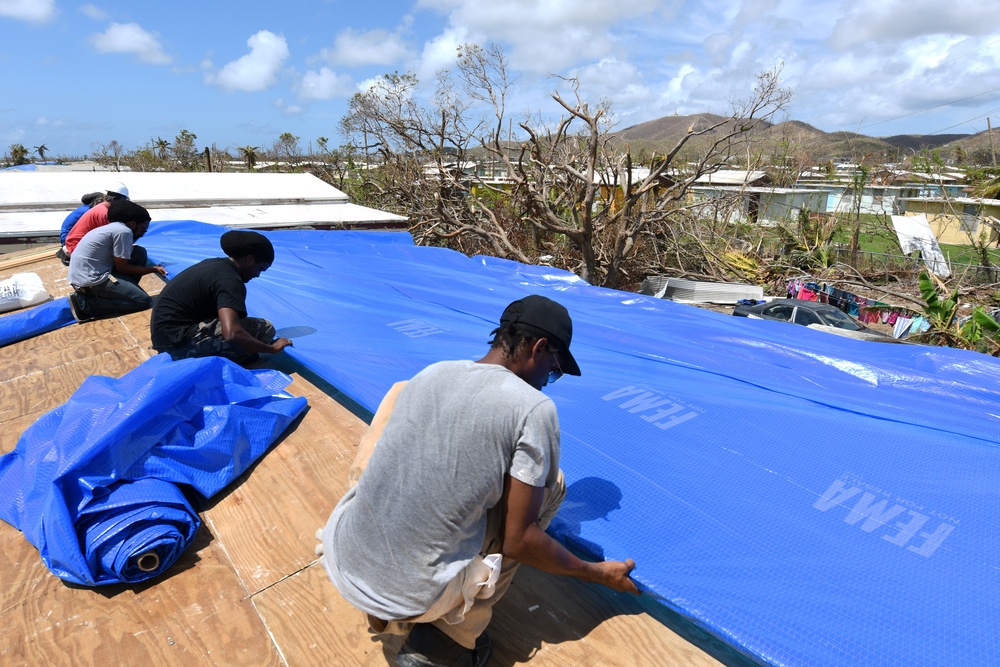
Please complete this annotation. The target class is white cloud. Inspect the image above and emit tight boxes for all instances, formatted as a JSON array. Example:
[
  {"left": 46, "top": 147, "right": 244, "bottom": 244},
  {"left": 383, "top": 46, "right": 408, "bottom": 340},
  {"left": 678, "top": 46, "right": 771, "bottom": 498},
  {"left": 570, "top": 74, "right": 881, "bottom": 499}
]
[
  {"left": 415, "top": 27, "right": 469, "bottom": 84},
  {"left": 210, "top": 31, "right": 289, "bottom": 92},
  {"left": 320, "top": 28, "right": 412, "bottom": 67},
  {"left": 91, "top": 23, "right": 172, "bottom": 64},
  {"left": 829, "top": 0, "right": 995, "bottom": 50},
  {"left": 274, "top": 98, "right": 304, "bottom": 115},
  {"left": 34, "top": 115, "right": 65, "bottom": 127},
  {"left": 355, "top": 76, "right": 382, "bottom": 94},
  {"left": 416, "top": 0, "right": 659, "bottom": 73},
  {"left": 573, "top": 58, "right": 652, "bottom": 111},
  {"left": 735, "top": 0, "right": 781, "bottom": 24},
  {"left": 0, "top": 0, "right": 55, "bottom": 23},
  {"left": 298, "top": 67, "right": 354, "bottom": 100},
  {"left": 80, "top": 3, "right": 107, "bottom": 20}
]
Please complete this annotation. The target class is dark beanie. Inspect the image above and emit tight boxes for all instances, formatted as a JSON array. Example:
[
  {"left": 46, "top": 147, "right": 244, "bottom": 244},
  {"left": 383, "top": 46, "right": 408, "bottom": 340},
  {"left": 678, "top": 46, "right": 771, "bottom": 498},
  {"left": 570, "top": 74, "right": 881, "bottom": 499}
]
[
  {"left": 81, "top": 191, "right": 104, "bottom": 206},
  {"left": 220, "top": 230, "right": 274, "bottom": 263},
  {"left": 107, "top": 199, "right": 151, "bottom": 224}
]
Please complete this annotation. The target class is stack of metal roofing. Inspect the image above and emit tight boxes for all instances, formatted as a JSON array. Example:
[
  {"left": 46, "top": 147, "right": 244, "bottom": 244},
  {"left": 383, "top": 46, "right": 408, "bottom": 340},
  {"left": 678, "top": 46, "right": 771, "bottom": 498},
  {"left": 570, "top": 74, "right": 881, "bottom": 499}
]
[{"left": 661, "top": 277, "right": 763, "bottom": 304}]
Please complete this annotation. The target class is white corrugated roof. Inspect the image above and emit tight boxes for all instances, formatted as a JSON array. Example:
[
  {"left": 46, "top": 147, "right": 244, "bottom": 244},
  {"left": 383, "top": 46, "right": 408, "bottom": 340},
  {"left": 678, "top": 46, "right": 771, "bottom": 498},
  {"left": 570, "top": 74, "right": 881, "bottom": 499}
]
[
  {"left": 0, "top": 172, "right": 347, "bottom": 208},
  {"left": 0, "top": 203, "right": 407, "bottom": 238},
  {"left": 693, "top": 170, "right": 767, "bottom": 185},
  {"left": 0, "top": 172, "right": 406, "bottom": 237}
]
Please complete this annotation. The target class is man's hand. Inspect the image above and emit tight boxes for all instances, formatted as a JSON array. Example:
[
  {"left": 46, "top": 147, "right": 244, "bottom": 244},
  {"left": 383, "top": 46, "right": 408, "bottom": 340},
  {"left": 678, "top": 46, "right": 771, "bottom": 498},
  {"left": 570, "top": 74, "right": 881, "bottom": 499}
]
[
  {"left": 151, "top": 264, "right": 167, "bottom": 277},
  {"left": 591, "top": 558, "right": 639, "bottom": 595},
  {"left": 270, "top": 337, "right": 293, "bottom": 353},
  {"left": 501, "top": 476, "right": 640, "bottom": 596}
]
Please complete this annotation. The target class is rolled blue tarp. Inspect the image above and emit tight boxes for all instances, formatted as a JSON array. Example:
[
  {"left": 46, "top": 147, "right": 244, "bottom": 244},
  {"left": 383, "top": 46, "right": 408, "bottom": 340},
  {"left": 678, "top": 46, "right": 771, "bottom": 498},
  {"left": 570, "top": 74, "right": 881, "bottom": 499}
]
[
  {"left": 0, "top": 297, "right": 75, "bottom": 348},
  {"left": 76, "top": 479, "right": 199, "bottom": 584},
  {"left": 0, "top": 353, "right": 307, "bottom": 586}
]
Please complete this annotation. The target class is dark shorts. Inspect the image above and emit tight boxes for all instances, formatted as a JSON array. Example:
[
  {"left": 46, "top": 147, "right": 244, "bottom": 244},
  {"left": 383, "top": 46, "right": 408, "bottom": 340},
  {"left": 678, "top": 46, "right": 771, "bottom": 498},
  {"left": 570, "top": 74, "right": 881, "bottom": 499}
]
[{"left": 163, "top": 317, "right": 275, "bottom": 365}]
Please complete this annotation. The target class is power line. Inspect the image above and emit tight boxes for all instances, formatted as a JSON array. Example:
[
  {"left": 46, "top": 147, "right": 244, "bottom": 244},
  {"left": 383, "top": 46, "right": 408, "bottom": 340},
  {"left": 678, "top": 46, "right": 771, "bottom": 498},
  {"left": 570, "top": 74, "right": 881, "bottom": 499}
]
[
  {"left": 856, "top": 86, "right": 1000, "bottom": 131},
  {"left": 927, "top": 104, "right": 1000, "bottom": 135},
  {"left": 806, "top": 36, "right": 1000, "bottom": 123}
]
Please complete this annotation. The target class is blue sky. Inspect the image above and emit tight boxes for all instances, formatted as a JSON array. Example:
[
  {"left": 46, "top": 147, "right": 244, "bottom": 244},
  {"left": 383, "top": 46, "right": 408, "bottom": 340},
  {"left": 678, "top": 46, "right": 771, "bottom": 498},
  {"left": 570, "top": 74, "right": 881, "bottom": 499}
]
[{"left": 2, "top": 0, "right": 999, "bottom": 158}]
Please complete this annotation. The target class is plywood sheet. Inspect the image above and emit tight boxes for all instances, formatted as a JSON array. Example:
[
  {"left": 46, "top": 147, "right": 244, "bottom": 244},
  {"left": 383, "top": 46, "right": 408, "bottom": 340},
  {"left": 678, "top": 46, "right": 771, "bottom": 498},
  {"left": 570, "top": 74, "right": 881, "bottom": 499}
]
[
  {"left": 251, "top": 558, "right": 728, "bottom": 667},
  {"left": 251, "top": 561, "right": 404, "bottom": 667},
  {"left": 202, "top": 375, "right": 368, "bottom": 594},
  {"left": 0, "top": 347, "right": 147, "bottom": 426},
  {"left": 0, "top": 412, "right": 39, "bottom": 455},
  {"left": 0, "top": 317, "right": 147, "bottom": 381},
  {"left": 0, "top": 523, "right": 281, "bottom": 667},
  {"left": 489, "top": 566, "right": 728, "bottom": 666}
]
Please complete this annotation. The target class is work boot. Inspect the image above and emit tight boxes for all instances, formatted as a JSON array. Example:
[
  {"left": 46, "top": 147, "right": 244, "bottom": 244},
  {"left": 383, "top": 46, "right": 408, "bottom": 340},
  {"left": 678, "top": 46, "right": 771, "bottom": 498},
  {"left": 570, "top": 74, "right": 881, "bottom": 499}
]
[
  {"left": 68, "top": 293, "right": 94, "bottom": 322},
  {"left": 395, "top": 624, "right": 491, "bottom": 667}
]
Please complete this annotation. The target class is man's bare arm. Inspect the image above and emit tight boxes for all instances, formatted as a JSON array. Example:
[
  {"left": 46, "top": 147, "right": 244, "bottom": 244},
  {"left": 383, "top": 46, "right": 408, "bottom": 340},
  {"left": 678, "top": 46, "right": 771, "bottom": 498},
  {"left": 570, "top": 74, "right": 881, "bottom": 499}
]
[
  {"left": 112, "top": 256, "right": 166, "bottom": 277},
  {"left": 500, "top": 475, "right": 639, "bottom": 594},
  {"left": 218, "top": 307, "right": 292, "bottom": 354}
]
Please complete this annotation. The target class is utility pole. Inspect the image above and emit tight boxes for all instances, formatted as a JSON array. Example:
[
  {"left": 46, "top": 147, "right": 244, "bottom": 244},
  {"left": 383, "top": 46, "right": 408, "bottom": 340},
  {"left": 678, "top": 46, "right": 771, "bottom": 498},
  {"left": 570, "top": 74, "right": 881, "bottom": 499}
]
[{"left": 989, "top": 117, "right": 997, "bottom": 167}]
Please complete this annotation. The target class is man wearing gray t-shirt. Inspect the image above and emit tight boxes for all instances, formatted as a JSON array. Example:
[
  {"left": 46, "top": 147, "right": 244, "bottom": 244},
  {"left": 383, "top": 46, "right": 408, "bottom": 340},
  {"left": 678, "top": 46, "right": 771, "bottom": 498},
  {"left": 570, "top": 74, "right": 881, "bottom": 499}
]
[
  {"left": 66, "top": 200, "right": 166, "bottom": 321},
  {"left": 321, "top": 295, "right": 638, "bottom": 667}
]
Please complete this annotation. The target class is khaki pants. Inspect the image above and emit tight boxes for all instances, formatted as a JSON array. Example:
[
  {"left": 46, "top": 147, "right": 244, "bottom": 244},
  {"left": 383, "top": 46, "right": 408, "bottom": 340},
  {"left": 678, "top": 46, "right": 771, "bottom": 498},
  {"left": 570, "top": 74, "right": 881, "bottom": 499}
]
[{"left": 349, "top": 382, "right": 567, "bottom": 649}]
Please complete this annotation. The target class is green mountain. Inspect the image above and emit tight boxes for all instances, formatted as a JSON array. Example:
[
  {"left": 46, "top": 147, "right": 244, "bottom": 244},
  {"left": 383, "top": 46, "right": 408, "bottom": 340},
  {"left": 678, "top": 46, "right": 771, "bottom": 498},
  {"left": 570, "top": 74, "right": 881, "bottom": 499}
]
[{"left": 611, "top": 113, "right": 987, "bottom": 163}]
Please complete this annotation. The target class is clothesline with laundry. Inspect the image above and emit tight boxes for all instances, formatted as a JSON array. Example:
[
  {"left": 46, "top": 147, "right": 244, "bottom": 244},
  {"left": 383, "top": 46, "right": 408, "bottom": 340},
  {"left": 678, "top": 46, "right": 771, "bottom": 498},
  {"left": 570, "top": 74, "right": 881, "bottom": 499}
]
[{"left": 787, "top": 280, "right": 929, "bottom": 339}]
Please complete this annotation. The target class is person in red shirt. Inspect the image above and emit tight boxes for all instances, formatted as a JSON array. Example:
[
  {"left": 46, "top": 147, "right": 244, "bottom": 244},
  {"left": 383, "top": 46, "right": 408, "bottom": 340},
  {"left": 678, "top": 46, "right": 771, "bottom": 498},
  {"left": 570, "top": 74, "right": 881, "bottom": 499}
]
[{"left": 64, "top": 182, "right": 130, "bottom": 255}]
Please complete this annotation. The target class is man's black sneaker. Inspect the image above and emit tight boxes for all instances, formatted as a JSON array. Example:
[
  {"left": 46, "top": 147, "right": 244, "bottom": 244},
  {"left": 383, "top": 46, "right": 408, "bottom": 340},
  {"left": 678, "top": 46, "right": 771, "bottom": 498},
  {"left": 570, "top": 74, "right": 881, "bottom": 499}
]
[
  {"left": 68, "top": 293, "right": 93, "bottom": 322},
  {"left": 395, "top": 624, "right": 491, "bottom": 667}
]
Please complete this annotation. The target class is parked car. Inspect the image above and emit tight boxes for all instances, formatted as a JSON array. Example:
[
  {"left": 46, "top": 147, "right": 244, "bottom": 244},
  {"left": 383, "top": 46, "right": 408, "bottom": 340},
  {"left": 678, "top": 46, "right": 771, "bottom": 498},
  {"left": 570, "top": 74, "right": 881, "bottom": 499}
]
[{"left": 733, "top": 298, "right": 893, "bottom": 340}]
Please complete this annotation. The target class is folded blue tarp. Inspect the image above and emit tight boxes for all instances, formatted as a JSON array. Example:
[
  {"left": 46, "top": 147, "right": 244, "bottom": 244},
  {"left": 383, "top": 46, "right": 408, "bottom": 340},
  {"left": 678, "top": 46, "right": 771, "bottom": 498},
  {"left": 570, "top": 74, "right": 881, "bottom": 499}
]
[
  {"left": 133, "top": 221, "right": 1000, "bottom": 666},
  {"left": 0, "top": 297, "right": 75, "bottom": 347},
  {"left": 0, "top": 353, "right": 307, "bottom": 585}
]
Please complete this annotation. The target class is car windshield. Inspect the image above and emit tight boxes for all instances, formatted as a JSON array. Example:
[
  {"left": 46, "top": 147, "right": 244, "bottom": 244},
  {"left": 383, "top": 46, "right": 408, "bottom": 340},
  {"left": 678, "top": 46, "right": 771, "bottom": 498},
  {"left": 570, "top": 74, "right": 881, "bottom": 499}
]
[{"left": 819, "top": 308, "right": 864, "bottom": 330}]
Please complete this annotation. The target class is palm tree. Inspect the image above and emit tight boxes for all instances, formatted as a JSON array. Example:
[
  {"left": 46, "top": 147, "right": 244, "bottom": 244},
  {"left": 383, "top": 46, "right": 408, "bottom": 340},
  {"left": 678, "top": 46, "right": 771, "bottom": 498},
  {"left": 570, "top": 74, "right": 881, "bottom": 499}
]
[
  {"left": 240, "top": 145, "right": 259, "bottom": 171},
  {"left": 154, "top": 137, "right": 171, "bottom": 161},
  {"left": 8, "top": 143, "right": 29, "bottom": 165},
  {"left": 33, "top": 144, "right": 47, "bottom": 164}
]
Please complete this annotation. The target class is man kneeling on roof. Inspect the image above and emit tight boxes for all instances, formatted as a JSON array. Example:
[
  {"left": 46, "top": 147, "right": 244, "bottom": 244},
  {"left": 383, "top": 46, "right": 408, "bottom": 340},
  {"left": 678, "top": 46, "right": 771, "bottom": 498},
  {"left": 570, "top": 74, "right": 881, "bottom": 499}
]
[
  {"left": 55, "top": 191, "right": 105, "bottom": 266},
  {"left": 63, "top": 182, "right": 131, "bottom": 259},
  {"left": 67, "top": 200, "right": 166, "bottom": 322},
  {"left": 319, "top": 295, "right": 639, "bottom": 667},
  {"left": 150, "top": 230, "right": 292, "bottom": 365}
]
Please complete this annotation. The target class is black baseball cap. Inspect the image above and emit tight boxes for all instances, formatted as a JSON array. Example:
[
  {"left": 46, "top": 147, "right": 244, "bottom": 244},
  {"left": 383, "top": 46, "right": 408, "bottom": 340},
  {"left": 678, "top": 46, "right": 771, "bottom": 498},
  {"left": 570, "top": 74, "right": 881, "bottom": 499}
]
[{"left": 498, "top": 295, "right": 581, "bottom": 376}]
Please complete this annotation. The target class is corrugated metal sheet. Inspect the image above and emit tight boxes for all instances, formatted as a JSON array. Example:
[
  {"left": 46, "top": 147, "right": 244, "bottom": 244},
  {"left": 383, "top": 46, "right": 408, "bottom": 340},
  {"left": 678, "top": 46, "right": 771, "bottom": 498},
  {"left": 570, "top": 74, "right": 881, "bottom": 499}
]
[
  {"left": 0, "top": 172, "right": 345, "bottom": 208},
  {"left": 693, "top": 170, "right": 767, "bottom": 186},
  {"left": 0, "top": 172, "right": 406, "bottom": 237},
  {"left": 640, "top": 276, "right": 763, "bottom": 304}
]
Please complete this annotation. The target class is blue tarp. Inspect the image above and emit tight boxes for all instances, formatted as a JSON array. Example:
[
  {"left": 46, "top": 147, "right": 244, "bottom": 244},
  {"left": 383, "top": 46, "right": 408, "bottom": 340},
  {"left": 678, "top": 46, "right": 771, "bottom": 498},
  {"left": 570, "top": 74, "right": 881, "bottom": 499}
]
[
  {"left": 0, "top": 297, "right": 75, "bottom": 347},
  {"left": 12, "top": 219, "right": 1000, "bottom": 664},
  {"left": 0, "top": 353, "right": 307, "bottom": 586},
  {"left": 133, "top": 221, "right": 1000, "bottom": 666}
]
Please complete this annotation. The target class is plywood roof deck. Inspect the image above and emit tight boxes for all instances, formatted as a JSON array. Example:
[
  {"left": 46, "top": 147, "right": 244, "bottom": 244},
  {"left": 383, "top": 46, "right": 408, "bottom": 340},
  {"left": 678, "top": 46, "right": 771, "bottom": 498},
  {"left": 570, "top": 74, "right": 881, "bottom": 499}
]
[{"left": 0, "top": 248, "right": 740, "bottom": 667}]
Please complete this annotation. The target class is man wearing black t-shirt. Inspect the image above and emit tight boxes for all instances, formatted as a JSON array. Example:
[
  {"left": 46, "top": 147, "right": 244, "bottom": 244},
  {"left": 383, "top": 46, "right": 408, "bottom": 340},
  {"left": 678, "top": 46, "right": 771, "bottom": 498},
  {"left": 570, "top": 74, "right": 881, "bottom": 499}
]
[{"left": 150, "top": 230, "right": 292, "bottom": 364}]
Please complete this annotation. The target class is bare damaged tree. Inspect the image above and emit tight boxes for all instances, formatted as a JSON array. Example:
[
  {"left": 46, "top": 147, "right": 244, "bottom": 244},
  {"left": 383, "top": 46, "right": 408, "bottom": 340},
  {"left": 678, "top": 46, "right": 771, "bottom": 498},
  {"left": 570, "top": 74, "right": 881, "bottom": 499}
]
[
  {"left": 339, "top": 70, "right": 529, "bottom": 258},
  {"left": 457, "top": 44, "right": 791, "bottom": 286},
  {"left": 340, "top": 43, "right": 791, "bottom": 288},
  {"left": 91, "top": 140, "right": 125, "bottom": 171}
]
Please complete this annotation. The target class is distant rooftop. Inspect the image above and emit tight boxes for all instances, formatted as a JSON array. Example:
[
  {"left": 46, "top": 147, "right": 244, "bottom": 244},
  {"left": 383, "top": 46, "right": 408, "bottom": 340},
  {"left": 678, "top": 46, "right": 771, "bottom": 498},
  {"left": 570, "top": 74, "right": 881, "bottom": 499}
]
[{"left": 0, "top": 172, "right": 407, "bottom": 239}]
